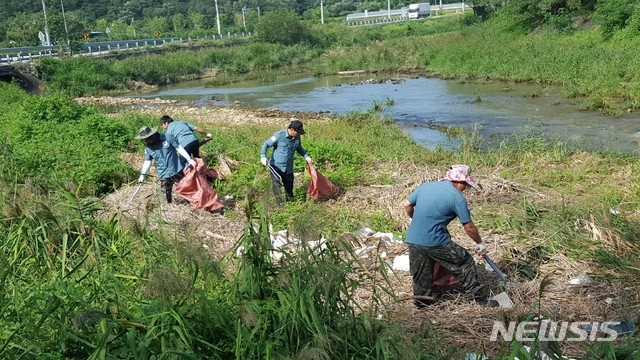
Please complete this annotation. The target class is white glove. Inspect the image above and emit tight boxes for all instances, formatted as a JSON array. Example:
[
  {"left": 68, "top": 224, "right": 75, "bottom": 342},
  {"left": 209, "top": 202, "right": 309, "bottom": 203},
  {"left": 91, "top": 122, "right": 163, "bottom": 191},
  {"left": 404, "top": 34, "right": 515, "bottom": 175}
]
[
  {"left": 475, "top": 243, "right": 488, "bottom": 256},
  {"left": 138, "top": 175, "right": 145, "bottom": 183},
  {"left": 305, "top": 157, "right": 313, "bottom": 164},
  {"left": 188, "top": 159, "right": 197, "bottom": 168},
  {"left": 261, "top": 157, "right": 267, "bottom": 166},
  {"left": 206, "top": 133, "right": 212, "bottom": 139}
]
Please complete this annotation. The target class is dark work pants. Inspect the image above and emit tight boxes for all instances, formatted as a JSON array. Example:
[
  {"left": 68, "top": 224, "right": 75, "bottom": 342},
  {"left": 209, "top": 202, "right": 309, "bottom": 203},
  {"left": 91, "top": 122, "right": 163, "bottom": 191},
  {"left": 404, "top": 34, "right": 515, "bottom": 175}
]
[
  {"left": 180, "top": 140, "right": 200, "bottom": 165},
  {"left": 408, "top": 242, "right": 485, "bottom": 304},
  {"left": 159, "top": 171, "right": 184, "bottom": 203},
  {"left": 270, "top": 166, "right": 294, "bottom": 205}
]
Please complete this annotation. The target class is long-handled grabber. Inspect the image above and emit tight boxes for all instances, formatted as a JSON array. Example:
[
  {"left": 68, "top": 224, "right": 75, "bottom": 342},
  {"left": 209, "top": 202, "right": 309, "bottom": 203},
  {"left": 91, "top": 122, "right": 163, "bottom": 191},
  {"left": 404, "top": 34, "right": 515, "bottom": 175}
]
[
  {"left": 483, "top": 254, "right": 507, "bottom": 286},
  {"left": 266, "top": 164, "right": 283, "bottom": 186},
  {"left": 483, "top": 253, "right": 514, "bottom": 308},
  {"left": 199, "top": 135, "right": 213, "bottom": 147},
  {"left": 128, "top": 183, "right": 143, "bottom": 203}
]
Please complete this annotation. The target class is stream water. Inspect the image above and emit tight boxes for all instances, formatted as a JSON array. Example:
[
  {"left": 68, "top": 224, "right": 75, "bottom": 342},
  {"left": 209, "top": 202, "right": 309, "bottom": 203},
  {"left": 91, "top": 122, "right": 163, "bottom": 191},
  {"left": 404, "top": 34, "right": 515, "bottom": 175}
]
[{"left": 129, "top": 74, "right": 640, "bottom": 153}]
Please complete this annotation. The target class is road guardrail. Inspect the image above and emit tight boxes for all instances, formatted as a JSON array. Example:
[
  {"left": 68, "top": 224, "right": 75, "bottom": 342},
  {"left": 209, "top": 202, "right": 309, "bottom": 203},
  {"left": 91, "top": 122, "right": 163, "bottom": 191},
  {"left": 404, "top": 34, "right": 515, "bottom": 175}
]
[{"left": 0, "top": 32, "right": 251, "bottom": 65}]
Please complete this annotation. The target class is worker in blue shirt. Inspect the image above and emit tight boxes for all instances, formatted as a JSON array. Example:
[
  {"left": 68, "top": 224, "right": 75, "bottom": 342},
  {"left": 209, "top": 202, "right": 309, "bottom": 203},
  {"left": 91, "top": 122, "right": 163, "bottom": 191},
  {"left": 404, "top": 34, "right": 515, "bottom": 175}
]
[
  {"left": 135, "top": 126, "right": 196, "bottom": 203},
  {"left": 160, "top": 115, "right": 212, "bottom": 161},
  {"left": 260, "top": 120, "right": 312, "bottom": 205},
  {"left": 402, "top": 165, "right": 498, "bottom": 308}
]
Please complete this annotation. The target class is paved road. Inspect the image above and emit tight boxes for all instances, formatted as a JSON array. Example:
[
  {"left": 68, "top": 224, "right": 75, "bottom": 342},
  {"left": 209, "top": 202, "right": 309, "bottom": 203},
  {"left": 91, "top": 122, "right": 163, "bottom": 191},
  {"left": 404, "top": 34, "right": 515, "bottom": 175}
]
[{"left": 346, "top": 2, "right": 470, "bottom": 24}]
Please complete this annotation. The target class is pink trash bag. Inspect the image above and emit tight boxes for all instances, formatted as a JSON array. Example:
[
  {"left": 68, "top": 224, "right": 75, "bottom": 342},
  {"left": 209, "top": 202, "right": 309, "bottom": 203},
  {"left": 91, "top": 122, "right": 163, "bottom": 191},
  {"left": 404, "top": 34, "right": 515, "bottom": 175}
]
[
  {"left": 175, "top": 158, "right": 225, "bottom": 211},
  {"left": 306, "top": 162, "right": 339, "bottom": 201},
  {"left": 433, "top": 262, "right": 458, "bottom": 286}
]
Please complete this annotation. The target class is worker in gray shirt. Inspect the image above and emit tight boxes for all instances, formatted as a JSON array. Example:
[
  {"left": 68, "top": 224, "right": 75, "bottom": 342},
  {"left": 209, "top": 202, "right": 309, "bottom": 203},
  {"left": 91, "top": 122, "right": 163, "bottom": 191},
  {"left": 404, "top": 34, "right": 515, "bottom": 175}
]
[{"left": 260, "top": 120, "right": 312, "bottom": 205}]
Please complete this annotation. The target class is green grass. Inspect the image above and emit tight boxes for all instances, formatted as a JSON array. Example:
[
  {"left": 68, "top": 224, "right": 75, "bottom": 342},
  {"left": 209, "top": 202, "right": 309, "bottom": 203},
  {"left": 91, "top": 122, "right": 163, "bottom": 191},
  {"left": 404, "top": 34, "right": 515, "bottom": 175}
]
[{"left": 1, "top": 87, "right": 640, "bottom": 357}]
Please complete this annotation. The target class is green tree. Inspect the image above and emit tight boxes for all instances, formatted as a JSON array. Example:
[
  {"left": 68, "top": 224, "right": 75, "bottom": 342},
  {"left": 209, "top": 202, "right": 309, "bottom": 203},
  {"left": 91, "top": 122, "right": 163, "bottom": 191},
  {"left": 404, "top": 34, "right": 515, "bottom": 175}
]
[
  {"left": 109, "top": 19, "right": 132, "bottom": 40},
  {"left": 6, "top": 13, "right": 42, "bottom": 46},
  {"left": 592, "top": 0, "right": 637, "bottom": 37},
  {"left": 254, "top": 10, "right": 309, "bottom": 45},
  {"left": 142, "top": 16, "right": 169, "bottom": 37},
  {"left": 95, "top": 18, "right": 108, "bottom": 33},
  {"left": 172, "top": 13, "right": 186, "bottom": 34},
  {"left": 470, "top": 0, "right": 504, "bottom": 19},
  {"left": 189, "top": 11, "right": 207, "bottom": 36}
]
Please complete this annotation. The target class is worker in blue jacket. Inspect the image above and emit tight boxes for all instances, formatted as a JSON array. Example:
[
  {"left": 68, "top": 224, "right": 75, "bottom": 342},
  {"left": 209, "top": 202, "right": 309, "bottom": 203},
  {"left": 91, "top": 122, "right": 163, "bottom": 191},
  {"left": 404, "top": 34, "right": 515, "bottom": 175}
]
[
  {"left": 160, "top": 115, "right": 212, "bottom": 161},
  {"left": 135, "top": 126, "right": 196, "bottom": 203},
  {"left": 260, "top": 120, "right": 312, "bottom": 205}
]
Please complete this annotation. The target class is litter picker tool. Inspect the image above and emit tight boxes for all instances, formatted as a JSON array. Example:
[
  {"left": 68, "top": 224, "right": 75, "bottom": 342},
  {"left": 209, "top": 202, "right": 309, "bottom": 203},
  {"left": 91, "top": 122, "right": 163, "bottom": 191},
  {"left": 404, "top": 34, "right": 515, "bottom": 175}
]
[
  {"left": 483, "top": 254, "right": 506, "bottom": 286},
  {"left": 199, "top": 136, "right": 212, "bottom": 147},
  {"left": 266, "top": 164, "right": 283, "bottom": 186},
  {"left": 482, "top": 253, "right": 514, "bottom": 308},
  {"left": 128, "top": 183, "right": 142, "bottom": 203}
]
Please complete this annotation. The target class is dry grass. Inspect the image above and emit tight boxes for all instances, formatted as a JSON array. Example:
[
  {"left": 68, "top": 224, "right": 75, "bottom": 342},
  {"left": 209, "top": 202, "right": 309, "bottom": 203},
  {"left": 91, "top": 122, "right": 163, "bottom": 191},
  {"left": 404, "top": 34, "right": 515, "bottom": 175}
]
[{"left": 91, "top": 96, "right": 638, "bottom": 358}]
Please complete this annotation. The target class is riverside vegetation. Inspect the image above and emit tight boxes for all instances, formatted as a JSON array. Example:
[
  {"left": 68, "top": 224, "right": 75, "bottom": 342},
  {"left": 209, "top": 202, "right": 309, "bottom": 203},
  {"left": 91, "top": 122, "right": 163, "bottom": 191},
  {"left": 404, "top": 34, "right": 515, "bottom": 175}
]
[
  {"left": 1, "top": 80, "right": 639, "bottom": 358},
  {"left": 2, "top": 4, "right": 640, "bottom": 360}
]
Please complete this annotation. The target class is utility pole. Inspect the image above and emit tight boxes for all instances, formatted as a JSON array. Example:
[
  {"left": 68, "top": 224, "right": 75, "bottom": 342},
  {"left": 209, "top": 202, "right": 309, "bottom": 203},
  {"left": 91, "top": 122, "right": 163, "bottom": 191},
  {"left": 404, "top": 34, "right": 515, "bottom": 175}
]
[
  {"left": 387, "top": 0, "right": 391, "bottom": 19},
  {"left": 242, "top": 6, "right": 248, "bottom": 30},
  {"left": 60, "top": 0, "right": 69, "bottom": 45},
  {"left": 41, "top": 0, "right": 51, "bottom": 46},
  {"left": 320, "top": 0, "right": 324, "bottom": 24},
  {"left": 214, "top": 0, "right": 221, "bottom": 35}
]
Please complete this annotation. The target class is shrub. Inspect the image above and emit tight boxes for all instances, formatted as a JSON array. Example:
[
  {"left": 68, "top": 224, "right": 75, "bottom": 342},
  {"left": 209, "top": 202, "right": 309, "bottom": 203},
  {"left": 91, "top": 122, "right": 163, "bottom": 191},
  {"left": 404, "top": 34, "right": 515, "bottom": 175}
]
[
  {"left": 1, "top": 91, "right": 136, "bottom": 195},
  {"left": 254, "top": 10, "right": 310, "bottom": 45}
]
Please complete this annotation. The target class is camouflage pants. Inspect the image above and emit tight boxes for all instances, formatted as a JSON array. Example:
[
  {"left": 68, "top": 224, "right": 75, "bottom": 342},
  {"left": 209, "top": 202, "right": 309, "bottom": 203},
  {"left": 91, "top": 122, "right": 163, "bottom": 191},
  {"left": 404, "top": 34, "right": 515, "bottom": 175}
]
[
  {"left": 159, "top": 172, "right": 184, "bottom": 203},
  {"left": 408, "top": 242, "right": 485, "bottom": 302}
]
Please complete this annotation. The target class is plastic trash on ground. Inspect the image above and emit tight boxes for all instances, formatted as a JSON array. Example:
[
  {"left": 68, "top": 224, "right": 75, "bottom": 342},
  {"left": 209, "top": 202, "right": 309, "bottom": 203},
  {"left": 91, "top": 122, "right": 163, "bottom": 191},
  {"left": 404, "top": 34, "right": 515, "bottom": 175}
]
[
  {"left": 392, "top": 254, "right": 410, "bottom": 272},
  {"left": 568, "top": 272, "right": 594, "bottom": 285},
  {"left": 464, "top": 354, "right": 488, "bottom": 360},
  {"left": 489, "top": 292, "right": 514, "bottom": 309},
  {"left": 513, "top": 346, "right": 575, "bottom": 360}
]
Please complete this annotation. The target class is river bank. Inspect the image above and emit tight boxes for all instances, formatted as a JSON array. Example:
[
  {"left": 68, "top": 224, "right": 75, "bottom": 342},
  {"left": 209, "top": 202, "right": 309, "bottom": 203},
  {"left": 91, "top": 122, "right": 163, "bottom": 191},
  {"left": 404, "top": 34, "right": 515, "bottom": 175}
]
[
  {"left": 1, "top": 83, "right": 637, "bottom": 357},
  {"left": 88, "top": 95, "right": 640, "bottom": 358}
]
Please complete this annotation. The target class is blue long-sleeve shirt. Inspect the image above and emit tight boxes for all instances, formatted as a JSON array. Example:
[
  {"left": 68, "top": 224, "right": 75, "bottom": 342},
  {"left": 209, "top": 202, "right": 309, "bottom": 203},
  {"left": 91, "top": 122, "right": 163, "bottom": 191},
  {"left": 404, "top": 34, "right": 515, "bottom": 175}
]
[
  {"left": 166, "top": 120, "right": 198, "bottom": 148},
  {"left": 144, "top": 134, "right": 185, "bottom": 179},
  {"left": 260, "top": 129, "right": 309, "bottom": 174}
]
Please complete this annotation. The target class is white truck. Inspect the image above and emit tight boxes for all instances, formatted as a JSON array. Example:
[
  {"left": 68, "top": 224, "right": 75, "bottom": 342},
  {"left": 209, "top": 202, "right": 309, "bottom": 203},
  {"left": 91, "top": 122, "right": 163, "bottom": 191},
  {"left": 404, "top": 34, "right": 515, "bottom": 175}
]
[{"left": 408, "top": 3, "right": 430, "bottom": 19}]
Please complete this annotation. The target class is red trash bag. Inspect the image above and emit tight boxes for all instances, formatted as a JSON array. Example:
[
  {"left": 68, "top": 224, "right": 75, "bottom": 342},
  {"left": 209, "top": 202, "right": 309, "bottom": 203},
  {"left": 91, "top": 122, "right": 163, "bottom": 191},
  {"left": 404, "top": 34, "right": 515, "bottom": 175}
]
[
  {"left": 175, "top": 158, "right": 225, "bottom": 211},
  {"left": 306, "top": 162, "right": 339, "bottom": 201},
  {"left": 433, "top": 262, "right": 459, "bottom": 286}
]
